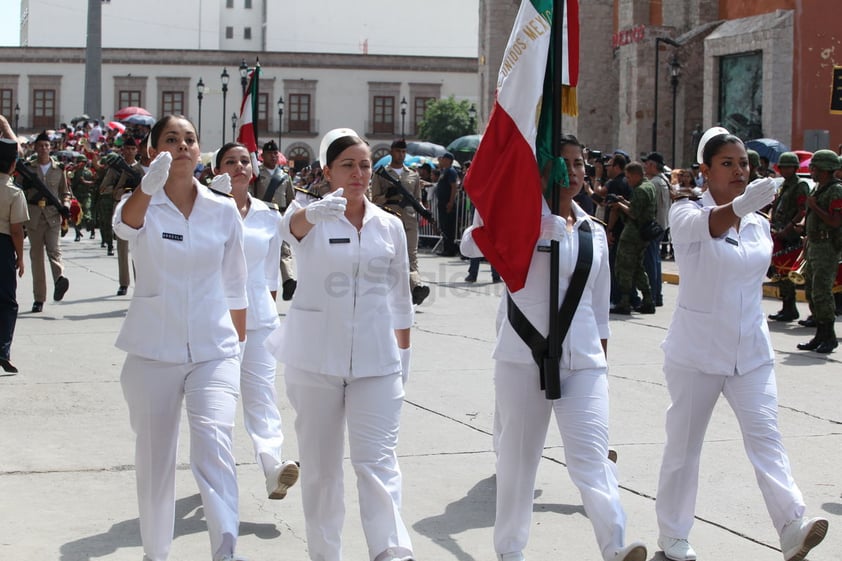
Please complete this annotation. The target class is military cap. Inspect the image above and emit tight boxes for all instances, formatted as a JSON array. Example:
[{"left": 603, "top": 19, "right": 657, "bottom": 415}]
[
  {"left": 810, "top": 149, "right": 841, "bottom": 171},
  {"left": 777, "top": 152, "right": 800, "bottom": 167},
  {"left": 35, "top": 131, "right": 51, "bottom": 143},
  {"left": 391, "top": 139, "right": 407, "bottom": 149},
  {"left": 746, "top": 149, "right": 760, "bottom": 168},
  {"left": 263, "top": 140, "right": 279, "bottom": 152}
]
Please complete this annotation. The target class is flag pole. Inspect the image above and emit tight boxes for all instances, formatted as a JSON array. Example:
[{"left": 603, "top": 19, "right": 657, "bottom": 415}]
[
  {"left": 543, "top": 0, "right": 566, "bottom": 400},
  {"left": 253, "top": 58, "right": 260, "bottom": 148}
]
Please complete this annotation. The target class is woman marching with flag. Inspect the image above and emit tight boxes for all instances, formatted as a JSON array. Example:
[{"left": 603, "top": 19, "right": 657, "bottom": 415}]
[{"left": 461, "top": 2, "right": 646, "bottom": 560}]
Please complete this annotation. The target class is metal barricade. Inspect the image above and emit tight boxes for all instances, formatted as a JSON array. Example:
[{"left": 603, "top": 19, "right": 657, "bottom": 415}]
[{"left": 418, "top": 189, "right": 475, "bottom": 251}]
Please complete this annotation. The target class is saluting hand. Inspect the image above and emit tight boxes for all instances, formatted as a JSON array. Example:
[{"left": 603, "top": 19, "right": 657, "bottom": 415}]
[
  {"left": 210, "top": 173, "right": 232, "bottom": 195},
  {"left": 305, "top": 187, "right": 347, "bottom": 224},
  {"left": 140, "top": 152, "right": 172, "bottom": 196},
  {"left": 732, "top": 177, "right": 776, "bottom": 218}
]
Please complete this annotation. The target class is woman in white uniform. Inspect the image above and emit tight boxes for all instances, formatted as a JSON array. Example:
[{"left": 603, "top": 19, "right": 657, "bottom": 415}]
[
  {"left": 214, "top": 142, "right": 299, "bottom": 499},
  {"left": 655, "top": 127, "right": 828, "bottom": 561},
  {"left": 461, "top": 135, "right": 647, "bottom": 561},
  {"left": 113, "top": 115, "right": 248, "bottom": 561},
  {"left": 265, "top": 128, "right": 415, "bottom": 561}
]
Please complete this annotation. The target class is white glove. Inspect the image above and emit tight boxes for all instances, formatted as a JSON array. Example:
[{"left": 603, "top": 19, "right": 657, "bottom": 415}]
[
  {"left": 731, "top": 177, "right": 776, "bottom": 218},
  {"left": 210, "top": 172, "right": 232, "bottom": 194},
  {"left": 304, "top": 188, "right": 346, "bottom": 224},
  {"left": 238, "top": 339, "right": 247, "bottom": 363},
  {"left": 399, "top": 347, "right": 411, "bottom": 385},
  {"left": 140, "top": 151, "right": 172, "bottom": 196}
]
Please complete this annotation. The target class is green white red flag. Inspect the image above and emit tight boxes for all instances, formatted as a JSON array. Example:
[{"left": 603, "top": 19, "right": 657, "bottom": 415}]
[
  {"left": 236, "top": 66, "right": 261, "bottom": 177},
  {"left": 463, "top": 0, "right": 579, "bottom": 292}
]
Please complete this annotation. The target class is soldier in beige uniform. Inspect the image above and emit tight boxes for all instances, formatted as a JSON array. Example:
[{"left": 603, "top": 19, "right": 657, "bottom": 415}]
[
  {"left": 22, "top": 131, "right": 71, "bottom": 313},
  {"left": 0, "top": 136, "right": 28, "bottom": 373},
  {"left": 252, "top": 140, "right": 296, "bottom": 300},
  {"left": 370, "top": 139, "right": 430, "bottom": 305}
]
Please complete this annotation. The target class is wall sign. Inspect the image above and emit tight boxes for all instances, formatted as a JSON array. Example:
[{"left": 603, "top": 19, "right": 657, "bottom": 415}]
[{"left": 613, "top": 25, "right": 646, "bottom": 49}]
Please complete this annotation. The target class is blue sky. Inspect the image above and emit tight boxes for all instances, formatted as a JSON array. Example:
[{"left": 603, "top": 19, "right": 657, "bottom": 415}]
[{"left": 0, "top": 1, "right": 20, "bottom": 46}]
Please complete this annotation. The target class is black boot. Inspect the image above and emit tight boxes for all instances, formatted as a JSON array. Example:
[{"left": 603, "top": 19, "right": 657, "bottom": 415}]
[
  {"left": 797, "top": 326, "right": 823, "bottom": 351},
  {"left": 814, "top": 322, "right": 839, "bottom": 354},
  {"left": 798, "top": 315, "right": 816, "bottom": 328},
  {"left": 769, "top": 295, "right": 799, "bottom": 322}
]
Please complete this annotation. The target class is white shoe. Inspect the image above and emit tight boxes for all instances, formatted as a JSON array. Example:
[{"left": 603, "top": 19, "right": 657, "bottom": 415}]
[
  {"left": 608, "top": 541, "right": 647, "bottom": 561},
  {"left": 498, "top": 553, "right": 525, "bottom": 561},
  {"left": 658, "top": 536, "right": 697, "bottom": 561},
  {"left": 266, "top": 460, "right": 299, "bottom": 500},
  {"left": 780, "top": 516, "right": 828, "bottom": 561}
]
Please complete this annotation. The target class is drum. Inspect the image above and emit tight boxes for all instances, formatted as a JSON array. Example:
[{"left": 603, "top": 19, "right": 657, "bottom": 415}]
[{"left": 770, "top": 237, "right": 802, "bottom": 281}]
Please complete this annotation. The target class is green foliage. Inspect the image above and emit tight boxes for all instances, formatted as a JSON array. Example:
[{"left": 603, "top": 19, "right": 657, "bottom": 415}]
[{"left": 415, "top": 96, "right": 475, "bottom": 146}]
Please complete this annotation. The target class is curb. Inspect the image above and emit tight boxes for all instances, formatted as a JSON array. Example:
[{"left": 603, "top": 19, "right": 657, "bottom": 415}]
[{"left": 663, "top": 271, "right": 807, "bottom": 302}]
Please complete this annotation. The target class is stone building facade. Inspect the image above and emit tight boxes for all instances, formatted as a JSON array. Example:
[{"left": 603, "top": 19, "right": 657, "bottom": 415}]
[{"left": 480, "top": 0, "right": 842, "bottom": 168}]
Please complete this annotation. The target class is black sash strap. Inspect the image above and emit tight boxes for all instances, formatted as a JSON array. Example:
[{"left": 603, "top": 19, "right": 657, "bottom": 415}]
[
  {"left": 263, "top": 167, "right": 287, "bottom": 204},
  {"left": 506, "top": 220, "right": 593, "bottom": 398}
]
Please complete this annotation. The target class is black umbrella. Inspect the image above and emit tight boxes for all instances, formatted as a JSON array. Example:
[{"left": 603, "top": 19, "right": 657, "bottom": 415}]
[
  {"left": 70, "top": 114, "right": 91, "bottom": 125},
  {"left": 406, "top": 141, "right": 447, "bottom": 158}
]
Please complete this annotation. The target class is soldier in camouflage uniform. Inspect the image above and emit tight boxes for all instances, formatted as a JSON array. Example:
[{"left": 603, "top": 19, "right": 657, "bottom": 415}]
[
  {"left": 611, "top": 161, "right": 656, "bottom": 314},
  {"left": 69, "top": 155, "right": 95, "bottom": 241},
  {"left": 796, "top": 150, "right": 842, "bottom": 354},
  {"left": 768, "top": 152, "right": 810, "bottom": 322}
]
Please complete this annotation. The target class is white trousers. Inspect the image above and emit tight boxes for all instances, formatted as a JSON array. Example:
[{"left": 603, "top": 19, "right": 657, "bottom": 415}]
[
  {"left": 656, "top": 359, "right": 805, "bottom": 538},
  {"left": 121, "top": 354, "right": 241, "bottom": 561},
  {"left": 493, "top": 361, "right": 627, "bottom": 561},
  {"left": 241, "top": 326, "right": 285, "bottom": 474},
  {"left": 284, "top": 367, "right": 413, "bottom": 561}
]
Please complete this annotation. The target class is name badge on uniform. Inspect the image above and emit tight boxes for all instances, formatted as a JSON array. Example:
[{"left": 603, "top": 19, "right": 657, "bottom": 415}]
[
  {"left": 329, "top": 238, "right": 351, "bottom": 244},
  {"left": 162, "top": 232, "right": 184, "bottom": 242},
  {"left": 725, "top": 237, "right": 739, "bottom": 246}
]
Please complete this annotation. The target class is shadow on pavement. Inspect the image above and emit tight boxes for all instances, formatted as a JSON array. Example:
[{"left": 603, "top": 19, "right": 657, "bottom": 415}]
[
  {"left": 412, "top": 474, "right": 587, "bottom": 561},
  {"left": 59, "top": 493, "right": 281, "bottom": 561}
]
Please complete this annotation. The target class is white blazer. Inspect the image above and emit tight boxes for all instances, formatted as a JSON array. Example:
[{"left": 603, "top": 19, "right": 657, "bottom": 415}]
[
  {"left": 461, "top": 201, "right": 611, "bottom": 370},
  {"left": 242, "top": 196, "right": 282, "bottom": 331},
  {"left": 113, "top": 180, "right": 248, "bottom": 363},
  {"left": 661, "top": 191, "right": 774, "bottom": 375},
  {"left": 265, "top": 197, "right": 413, "bottom": 377}
]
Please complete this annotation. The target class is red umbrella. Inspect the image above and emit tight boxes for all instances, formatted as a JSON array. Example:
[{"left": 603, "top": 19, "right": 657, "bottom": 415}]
[
  {"left": 114, "top": 106, "right": 152, "bottom": 121},
  {"left": 794, "top": 150, "right": 813, "bottom": 174},
  {"left": 107, "top": 121, "right": 126, "bottom": 132}
]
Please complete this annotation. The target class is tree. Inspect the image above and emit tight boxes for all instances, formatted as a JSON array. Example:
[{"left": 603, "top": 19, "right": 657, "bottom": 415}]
[{"left": 416, "top": 96, "right": 474, "bottom": 147}]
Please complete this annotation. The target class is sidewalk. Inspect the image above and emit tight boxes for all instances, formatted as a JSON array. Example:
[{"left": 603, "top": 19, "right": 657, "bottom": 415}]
[{"left": 0, "top": 238, "right": 839, "bottom": 561}]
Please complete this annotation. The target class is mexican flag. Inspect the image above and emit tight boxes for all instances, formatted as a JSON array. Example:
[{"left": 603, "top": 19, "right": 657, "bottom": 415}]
[
  {"left": 236, "top": 65, "right": 261, "bottom": 177},
  {"left": 462, "top": 0, "right": 579, "bottom": 292}
]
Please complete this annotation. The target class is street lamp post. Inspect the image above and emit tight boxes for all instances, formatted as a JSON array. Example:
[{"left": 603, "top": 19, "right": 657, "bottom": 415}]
[
  {"left": 231, "top": 112, "right": 238, "bottom": 143},
  {"left": 277, "top": 96, "right": 284, "bottom": 148},
  {"left": 669, "top": 53, "right": 682, "bottom": 167},
  {"left": 400, "top": 97, "right": 407, "bottom": 139},
  {"left": 239, "top": 59, "right": 249, "bottom": 96},
  {"left": 196, "top": 77, "right": 205, "bottom": 138},
  {"left": 468, "top": 103, "right": 477, "bottom": 133},
  {"left": 652, "top": 36, "right": 680, "bottom": 152},
  {"left": 13, "top": 103, "right": 20, "bottom": 132},
  {"left": 221, "top": 68, "right": 229, "bottom": 144}
]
